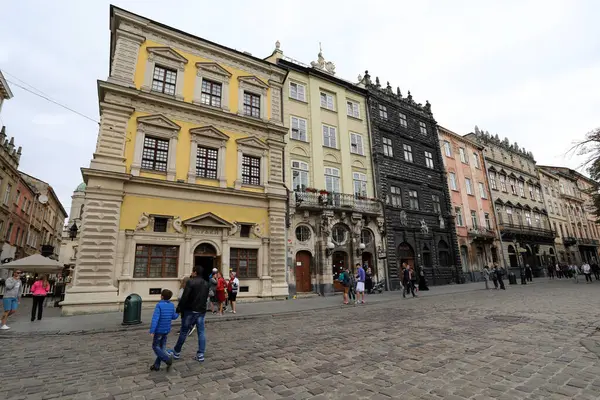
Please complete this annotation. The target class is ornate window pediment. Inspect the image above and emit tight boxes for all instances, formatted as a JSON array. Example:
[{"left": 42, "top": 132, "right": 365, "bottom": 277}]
[
  {"left": 147, "top": 47, "right": 188, "bottom": 66},
  {"left": 183, "top": 212, "right": 232, "bottom": 229},
  {"left": 137, "top": 114, "right": 181, "bottom": 135},
  {"left": 236, "top": 136, "right": 269, "bottom": 152},
  {"left": 238, "top": 75, "right": 269, "bottom": 91},
  {"left": 189, "top": 126, "right": 229, "bottom": 145},
  {"left": 196, "top": 62, "right": 232, "bottom": 78},
  {"left": 132, "top": 114, "right": 181, "bottom": 180}
]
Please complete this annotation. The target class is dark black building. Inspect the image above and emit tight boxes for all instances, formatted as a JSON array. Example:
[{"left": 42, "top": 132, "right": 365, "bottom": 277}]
[{"left": 361, "top": 72, "right": 460, "bottom": 289}]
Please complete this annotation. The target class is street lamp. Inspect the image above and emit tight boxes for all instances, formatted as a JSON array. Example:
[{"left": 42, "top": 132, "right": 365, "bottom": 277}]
[
  {"left": 356, "top": 242, "right": 366, "bottom": 257},
  {"left": 325, "top": 241, "right": 335, "bottom": 257}
]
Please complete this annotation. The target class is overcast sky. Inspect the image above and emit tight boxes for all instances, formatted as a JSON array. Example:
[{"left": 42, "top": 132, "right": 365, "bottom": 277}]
[{"left": 1, "top": 0, "right": 599, "bottom": 219}]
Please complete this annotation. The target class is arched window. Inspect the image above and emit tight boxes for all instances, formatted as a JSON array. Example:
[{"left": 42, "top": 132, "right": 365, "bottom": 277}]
[{"left": 438, "top": 240, "right": 450, "bottom": 267}]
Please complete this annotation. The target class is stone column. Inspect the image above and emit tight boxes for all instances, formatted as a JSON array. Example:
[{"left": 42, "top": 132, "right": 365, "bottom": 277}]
[
  {"left": 107, "top": 29, "right": 145, "bottom": 87},
  {"left": 221, "top": 234, "right": 230, "bottom": 276},
  {"left": 234, "top": 149, "right": 243, "bottom": 189},
  {"left": 217, "top": 145, "right": 227, "bottom": 188},
  {"left": 268, "top": 199, "right": 288, "bottom": 297},
  {"left": 183, "top": 234, "right": 192, "bottom": 277},
  {"left": 187, "top": 139, "right": 198, "bottom": 183},
  {"left": 121, "top": 230, "right": 135, "bottom": 277},
  {"left": 167, "top": 134, "right": 178, "bottom": 181},
  {"left": 90, "top": 102, "right": 134, "bottom": 174}
]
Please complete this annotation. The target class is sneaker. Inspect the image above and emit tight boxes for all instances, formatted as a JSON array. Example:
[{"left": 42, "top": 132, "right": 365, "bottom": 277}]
[
  {"left": 194, "top": 353, "right": 205, "bottom": 362},
  {"left": 167, "top": 350, "right": 180, "bottom": 360},
  {"left": 150, "top": 365, "right": 160, "bottom": 371},
  {"left": 166, "top": 354, "right": 174, "bottom": 372},
  {"left": 0, "top": 325, "right": 9, "bottom": 330}
]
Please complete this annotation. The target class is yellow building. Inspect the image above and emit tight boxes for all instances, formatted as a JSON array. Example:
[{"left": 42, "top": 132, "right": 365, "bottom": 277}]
[
  {"left": 266, "top": 45, "right": 384, "bottom": 295},
  {"left": 62, "top": 6, "right": 289, "bottom": 314}
]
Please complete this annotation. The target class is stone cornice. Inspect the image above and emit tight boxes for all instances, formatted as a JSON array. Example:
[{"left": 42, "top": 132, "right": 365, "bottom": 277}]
[
  {"left": 485, "top": 158, "right": 540, "bottom": 183},
  {"left": 98, "top": 80, "right": 289, "bottom": 137}
]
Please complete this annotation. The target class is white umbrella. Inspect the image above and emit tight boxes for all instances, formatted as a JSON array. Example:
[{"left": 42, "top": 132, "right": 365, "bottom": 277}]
[{"left": 1, "top": 254, "right": 64, "bottom": 274}]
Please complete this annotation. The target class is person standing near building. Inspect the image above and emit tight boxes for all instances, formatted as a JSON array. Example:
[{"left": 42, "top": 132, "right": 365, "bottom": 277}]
[
  {"left": 582, "top": 262, "right": 593, "bottom": 283},
  {"left": 355, "top": 263, "right": 366, "bottom": 304},
  {"left": 209, "top": 268, "right": 218, "bottom": 314},
  {"left": 365, "top": 266, "right": 373, "bottom": 294},
  {"left": 592, "top": 261, "right": 600, "bottom": 281},
  {"left": 493, "top": 264, "right": 505, "bottom": 290},
  {"left": 31, "top": 275, "right": 50, "bottom": 321},
  {"left": 571, "top": 263, "right": 579, "bottom": 283},
  {"left": 227, "top": 271, "right": 239, "bottom": 313},
  {"left": 525, "top": 264, "right": 533, "bottom": 282},
  {"left": 482, "top": 266, "right": 490, "bottom": 290},
  {"left": 1, "top": 270, "right": 22, "bottom": 330},
  {"left": 402, "top": 263, "right": 416, "bottom": 298},
  {"left": 149, "top": 289, "right": 178, "bottom": 371}
]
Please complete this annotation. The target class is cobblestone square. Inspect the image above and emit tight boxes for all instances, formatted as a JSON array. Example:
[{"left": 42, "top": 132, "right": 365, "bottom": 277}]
[{"left": 1, "top": 281, "right": 600, "bottom": 400}]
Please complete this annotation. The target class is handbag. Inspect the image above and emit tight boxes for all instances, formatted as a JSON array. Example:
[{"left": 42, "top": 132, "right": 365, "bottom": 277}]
[{"left": 209, "top": 288, "right": 214, "bottom": 297}]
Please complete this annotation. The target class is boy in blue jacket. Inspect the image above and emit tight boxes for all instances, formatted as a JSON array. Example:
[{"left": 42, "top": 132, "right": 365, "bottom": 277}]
[{"left": 149, "top": 289, "right": 179, "bottom": 371}]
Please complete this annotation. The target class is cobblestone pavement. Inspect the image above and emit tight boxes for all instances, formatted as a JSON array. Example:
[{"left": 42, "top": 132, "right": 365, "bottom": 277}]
[{"left": 2, "top": 281, "right": 600, "bottom": 400}]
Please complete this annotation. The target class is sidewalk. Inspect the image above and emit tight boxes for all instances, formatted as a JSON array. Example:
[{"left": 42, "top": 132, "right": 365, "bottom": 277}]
[{"left": 0, "top": 279, "right": 540, "bottom": 336}]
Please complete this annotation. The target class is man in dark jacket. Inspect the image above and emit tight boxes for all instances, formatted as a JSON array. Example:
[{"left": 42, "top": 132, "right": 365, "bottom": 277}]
[{"left": 169, "top": 265, "right": 210, "bottom": 362}]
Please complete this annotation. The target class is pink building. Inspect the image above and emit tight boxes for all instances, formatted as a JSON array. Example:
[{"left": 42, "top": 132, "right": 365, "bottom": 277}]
[{"left": 438, "top": 126, "right": 501, "bottom": 279}]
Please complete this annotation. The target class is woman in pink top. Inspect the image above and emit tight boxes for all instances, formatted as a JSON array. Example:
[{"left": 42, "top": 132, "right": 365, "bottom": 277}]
[{"left": 31, "top": 275, "right": 50, "bottom": 321}]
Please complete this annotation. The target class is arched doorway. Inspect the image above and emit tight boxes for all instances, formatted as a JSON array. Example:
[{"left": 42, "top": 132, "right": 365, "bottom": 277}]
[
  {"left": 295, "top": 251, "right": 312, "bottom": 293},
  {"left": 397, "top": 242, "right": 415, "bottom": 269},
  {"left": 460, "top": 245, "right": 469, "bottom": 272},
  {"left": 476, "top": 246, "right": 485, "bottom": 270},
  {"left": 524, "top": 245, "right": 535, "bottom": 267},
  {"left": 194, "top": 243, "right": 218, "bottom": 280},
  {"left": 332, "top": 251, "right": 348, "bottom": 292},
  {"left": 508, "top": 245, "right": 518, "bottom": 268},
  {"left": 438, "top": 240, "right": 450, "bottom": 267}
]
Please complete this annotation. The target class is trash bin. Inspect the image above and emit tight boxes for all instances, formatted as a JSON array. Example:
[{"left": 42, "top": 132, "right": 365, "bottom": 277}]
[
  {"left": 520, "top": 272, "right": 527, "bottom": 285},
  {"left": 508, "top": 272, "right": 517, "bottom": 285},
  {"left": 122, "top": 293, "right": 142, "bottom": 325}
]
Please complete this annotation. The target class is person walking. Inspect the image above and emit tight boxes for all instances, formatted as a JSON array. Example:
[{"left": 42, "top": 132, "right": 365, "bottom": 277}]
[
  {"left": 227, "top": 271, "right": 239, "bottom": 313},
  {"left": 556, "top": 264, "right": 562, "bottom": 279},
  {"left": 482, "top": 266, "right": 490, "bottom": 290},
  {"left": 170, "top": 265, "right": 210, "bottom": 363},
  {"left": 410, "top": 265, "right": 419, "bottom": 296},
  {"left": 582, "top": 262, "right": 593, "bottom": 283},
  {"left": 494, "top": 265, "right": 505, "bottom": 290},
  {"left": 355, "top": 263, "right": 366, "bottom": 304},
  {"left": 31, "top": 275, "right": 50, "bottom": 321},
  {"left": 548, "top": 264, "right": 554, "bottom": 279},
  {"left": 402, "top": 263, "right": 416, "bottom": 298},
  {"left": 209, "top": 268, "right": 218, "bottom": 314},
  {"left": 525, "top": 264, "right": 533, "bottom": 282},
  {"left": 348, "top": 268, "right": 357, "bottom": 304},
  {"left": 216, "top": 271, "right": 227, "bottom": 315},
  {"left": 571, "top": 264, "right": 579, "bottom": 283},
  {"left": 1, "top": 269, "right": 22, "bottom": 330},
  {"left": 149, "top": 289, "right": 178, "bottom": 371},
  {"left": 592, "top": 262, "right": 600, "bottom": 281},
  {"left": 491, "top": 266, "right": 499, "bottom": 289},
  {"left": 365, "top": 266, "right": 373, "bottom": 294}
]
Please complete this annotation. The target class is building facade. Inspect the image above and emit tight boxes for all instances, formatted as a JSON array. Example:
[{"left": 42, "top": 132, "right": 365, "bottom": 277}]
[
  {"left": 438, "top": 126, "right": 500, "bottom": 280},
  {"left": 59, "top": 182, "right": 86, "bottom": 268},
  {"left": 537, "top": 167, "right": 565, "bottom": 265},
  {"left": 266, "top": 45, "right": 384, "bottom": 295},
  {"left": 62, "top": 6, "right": 289, "bottom": 314},
  {"left": 360, "top": 73, "right": 459, "bottom": 289},
  {"left": 9, "top": 177, "right": 37, "bottom": 260},
  {"left": 465, "top": 129, "right": 555, "bottom": 275}
]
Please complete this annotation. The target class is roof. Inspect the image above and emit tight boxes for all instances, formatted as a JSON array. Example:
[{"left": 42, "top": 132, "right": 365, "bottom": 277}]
[
  {"left": 2, "top": 253, "right": 63, "bottom": 272},
  {"left": 19, "top": 171, "right": 68, "bottom": 217},
  {"left": 0, "top": 70, "right": 13, "bottom": 100},
  {"left": 437, "top": 126, "right": 484, "bottom": 150},
  {"left": 75, "top": 182, "right": 86, "bottom": 192}
]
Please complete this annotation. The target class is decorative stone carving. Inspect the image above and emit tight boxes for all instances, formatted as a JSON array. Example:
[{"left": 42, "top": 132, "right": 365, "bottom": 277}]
[
  {"left": 230, "top": 221, "right": 240, "bottom": 236},
  {"left": 136, "top": 212, "right": 149, "bottom": 231},
  {"left": 253, "top": 223, "right": 265, "bottom": 238},
  {"left": 352, "top": 218, "right": 363, "bottom": 240},
  {"left": 420, "top": 219, "right": 429, "bottom": 234},
  {"left": 173, "top": 216, "right": 183, "bottom": 234},
  {"left": 310, "top": 43, "right": 335, "bottom": 75},
  {"left": 439, "top": 215, "right": 445, "bottom": 229},
  {"left": 321, "top": 213, "right": 332, "bottom": 237},
  {"left": 377, "top": 217, "right": 385, "bottom": 235},
  {"left": 399, "top": 210, "right": 408, "bottom": 227}
]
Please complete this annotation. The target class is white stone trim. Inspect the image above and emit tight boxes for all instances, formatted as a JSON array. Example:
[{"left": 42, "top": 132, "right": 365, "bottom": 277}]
[
  {"left": 141, "top": 47, "right": 188, "bottom": 101},
  {"left": 193, "top": 62, "right": 232, "bottom": 111},
  {"left": 187, "top": 126, "right": 229, "bottom": 187},
  {"left": 238, "top": 76, "right": 268, "bottom": 121},
  {"left": 131, "top": 115, "right": 181, "bottom": 181},
  {"left": 234, "top": 138, "right": 269, "bottom": 189},
  {"left": 108, "top": 29, "right": 145, "bottom": 87}
]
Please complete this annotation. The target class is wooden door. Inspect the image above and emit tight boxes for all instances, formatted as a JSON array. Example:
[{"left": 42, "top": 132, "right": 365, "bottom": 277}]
[{"left": 295, "top": 251, "right": 312, "bottom": 292}]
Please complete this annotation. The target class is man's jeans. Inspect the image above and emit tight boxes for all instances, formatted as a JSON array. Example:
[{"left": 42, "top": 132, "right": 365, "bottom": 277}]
[
  {"left": 174, "top": 312, "right": 206, "bottom": 357},
  {"left": 152, "top": 334, "right": 171, "bottom": 369}
]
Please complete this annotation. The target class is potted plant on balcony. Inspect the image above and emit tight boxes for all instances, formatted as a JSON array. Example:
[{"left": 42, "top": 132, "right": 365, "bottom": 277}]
[
  {"left": 319, "top": 190, "right": 329, "bottom": 195},
  {"left": 305, "top": 187, "right": 318, "bottom": 193}
]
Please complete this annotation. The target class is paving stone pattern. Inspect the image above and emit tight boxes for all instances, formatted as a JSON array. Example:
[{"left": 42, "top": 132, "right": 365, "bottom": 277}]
[{"left": 1, "top": 281, "right": 600, "bottom": 399}]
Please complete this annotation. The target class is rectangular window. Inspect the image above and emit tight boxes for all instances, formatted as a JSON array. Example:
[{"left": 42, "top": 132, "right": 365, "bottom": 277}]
[
  {"left": 529, "top": 185, "right": 534, "bottom": 199},
  {"left": 473, "top": 153, "right": 480, "bottom": 169},
  {"left": 151, "top": 66, "right": 177, "bottom": 95},
  {"left": 5, "top": 223, "right": 13, "bottom": 241},
  {"left": 242, "top": 155, "right": 261, "bottom": 185},
  {"left": 510, "top": 178, "right": 517, "bottom": 195},
  {"left": 378, "top": 104, "right": 388, "bottom": 119},
  {"left": 350, "top": 133, "right": 364, "bottom": 155},
  {"left": 154, "top": 217, "right": 168, "bottom": 233},
  {"left": 425, "top": 151, "right": 434, "bottom": 169},
  {"left": 291, "top": 160, "right": 309, "bottom": 191},
  {"left": 240, "top": 224, "right": 251, "bottom": 238},
  {"left": 346, "top": 100, "right": 360, "bottom": 118},
  {"left": 471, "top": 211, "right": 478, "bottom": 228},
  {"left": 519, "top": 181, "right": 525, "bottom": 197},
  {"left": 549, "top": 202, "right": 554, "bottom": 214},
  {"left": 455, "top": 207, "right": 463, "bottom": 226},
  {"left": 432, "top": 194, "right": 441, "bottom": 214},
  {"left": 196, "top": 146, "right": 218, "bottom": 179},
  {"left": 230, "top": 248, "right": 258, "bottom": 278},
  {"left": 534, "top": 213, "right": 541, "bottom": 227},
  {"left": 479, "top": 182, "right": 487, "bottom": 199},
  {"left": 443, "top": 141, "right": 452, "bottom": 157},
  {"left": 500, "top": 175, "right": 507, "bottom": 192},
  {"left": 200, "top": 79, "right": 222, "bottom": 107},
  {"left": 322, "top": 125, "right": 337, "bottom": 148},
  {"left": 459, "top": 148, "right": 467, "bottom": 163},
  {"left": 324, "top": 167, "right": 341, "bottom": 193},
  {"left": 399, "top": 113, "right": 407, "bottom": 128},
  {"left": 408, "top": 190, "right": 419, "bottom": 210},
  {"left": 320, "top": 92, "right": 335, "bottom": 110},
  {"left": 15, "top": 190, "right": 20, "bottom": 206},
  {"left": 544, "top": 186, "right": 549, "bottom": 194},
  {"left": 449, "top": 172, "right": 458, "bottom": 190},
  {"left": 353, "top": 172, "right": 367, "bottom": 197},
  {"left": 3, "top": 184, "right": 11, "bottom": 205},
  {"left": 383, "top": 137, "right": 393, "bottom": 157},
  {"left": 389, "top": 186, "right": 401, "bottom": 207},
  {"left": 290, "top": 82, "right": 306, "bottom": 101},
  {"left": 465, "top": 178, "right": 473, "bottom": 195},
  {"left": 419, "top": 121, "right": 427, "bottom": 135},
  {"left": 535, "top": 187, "right": 541, "bottom": 201},
  {"left": 133, "top": 245, "right": 178, "bottom": 278},
  {"left": 525, "top": 211, "right": 532, "bottom": 226},
  {"left": 489, "top": 172, "right": 497, "bottom": 190},
  {"left": 291, "top": 116, "right": 308, "bottom": 141},
  {"left": 403, "top": 144, "right": 413, "bottom": 163},
  {"left": 141, "top": 137, "right": 169, "bottom": 172},
  {"left": 484, "top": 213, "right": 491, "bottom": 229},
  {"left": 243, "top": 92, "right": 261, "bottom": 118}
]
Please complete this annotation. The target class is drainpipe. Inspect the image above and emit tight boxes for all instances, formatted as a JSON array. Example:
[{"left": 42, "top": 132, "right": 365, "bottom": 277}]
[{"left": 482, "top": 155, "right": 508, "bottom": 269}]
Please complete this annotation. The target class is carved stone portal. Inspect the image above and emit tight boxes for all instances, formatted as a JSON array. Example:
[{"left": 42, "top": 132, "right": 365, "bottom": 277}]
[
  {"left": 420, "top": 219, "right": 429, "bottom": 235},
  {"left": 135, "top": 212, "right": 149, "bottom": 231}
]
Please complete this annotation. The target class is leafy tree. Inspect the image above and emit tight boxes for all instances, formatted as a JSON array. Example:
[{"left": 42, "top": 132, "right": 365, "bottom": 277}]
[{"left": 572, "top": 127, "right": 600, "bottom": 221}]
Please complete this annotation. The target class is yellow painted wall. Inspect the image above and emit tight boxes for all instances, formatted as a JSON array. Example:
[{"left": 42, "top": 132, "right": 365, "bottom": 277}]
[
  {"left": 119, "top": 195, "right": 269, "bottom": 230},
  {"left": 133, "top": 40, "right": 271, "bottom": 118}
]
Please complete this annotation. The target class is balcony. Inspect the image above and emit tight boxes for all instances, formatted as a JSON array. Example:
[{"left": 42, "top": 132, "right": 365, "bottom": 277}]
[
  {"left": 468, "top": 225, "right": 496, "bottom": 240},
  {"left": 292, "top": 191, "right": 382, "bottom": 215},
  {"left": 560, "top": 192, "right": 584, "bottom": 202},
  {"left": 498, "top": 222, "right": 555, "bottom": 241},
  {"left": 578, "top": 237, "right": 599, "bottom": 246},
  {"left": 563, "top": 236, "right": 577, "bottom": 246}
]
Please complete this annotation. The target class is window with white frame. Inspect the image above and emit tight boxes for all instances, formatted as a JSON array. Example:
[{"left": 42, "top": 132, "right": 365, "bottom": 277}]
[
  {"left": 510, "top": 178, "right": 517, "bottom": 195},
  {"left": 535, "top": 187, "right": 541, "bottom": 201},
  {"left": 200, "top": 79, "right": 222, "bottom": 107},
  {"left": 346, "top": 100, "right": 360, "bottom": 118},
  {"left": 459, "top": 147, "right": 467, "bottom": 163},
  {"left": 322, "top": 125, "right": 337, "bottom": 148},
  {"left": 525, "top": 211, "right": 532, "bottom": 226},
  {"left": 455, "top": 207, "right": 463, "bottom": 226},
  {"left": 353, "top": 172, "right": 367, "bottom": 197},
  {"left": 290, "top": 81, "right": 306, "bottom": 101},
  {"left": 320, "top": 92, "right": 335, "bottom": 110},
  {"left": 549, "top": 202, "right": 554, "bottom": 214},
  {"left": 350, "top": 133, "right": 364, "bottom": 155},
  {"left": 484, "top": 213, "right": 491, "bottom": 229},
  {"left": 290, "top": 116, "right": 307, "bottom": 142},
  {"left": 399, "top": 113, "right": 407, "bottom": 128},
  {"left": 324, "top": 167, "right": 341, "bottom": 193},
  {"left": 449, "top": 172, "right": 458, "bottom": 190},
  {"left": 419, "top": 121, "right": 427, "bottom": 135},
  {"left": 425, "top": 151, "right": 434, "bottom": 169},
  {"left": 489, "top": 171, "right": 497, "bottom": 190},
  {"left": 471, "top": 211, "right": 478, "bottom": 228},
  {"left": 196, "top": 146, "right": 218, "bottom": 179},
  {"left": 443, "top": 141, "right": 452, "bottom": 157},
  {"left": 534, "top": 213, "right": 541, "bottom": 227},
  {"left": 506, "top": 207, "right": 513, "bottom": 224},
  {"left": 388, "top": 186, "right": 401, "bottom": 207},
  {"left": 519, "top": 181, "right": 525, "bottom": 197},
  {"left": 3, "top": 184, "right": 11, "bottom": 206},
  {"left": 500, "top": 175, "right": 507, "bottom": 192},
  {"left": 465, "top": 178, "right": 473, "bottom": 195},
  {"left": 473, "top": 152, "right": 481, "bottom": 168},
  {"left": 383, "top": 137, "right": 393, "bottom": 157},
  {"left": 141, "top": 137, "right": 169, "bottom": 172},
  {"left": 379, "top": 104, "right": 388, "bottom": 119},
  {"left": 151, "top": 66, "right": 177, "bottom": 95},
  {"left": 291, "top": 160, "right": 309, "bottom": 191},
  {"left": 408, "top": 190, "right": 419, "bottom": 210},
  {"left": 479, "top": 182, "right": 487, "bottom": 199},
  {"left": 403, "top": 144, "right": 413, "bottom": 162}
]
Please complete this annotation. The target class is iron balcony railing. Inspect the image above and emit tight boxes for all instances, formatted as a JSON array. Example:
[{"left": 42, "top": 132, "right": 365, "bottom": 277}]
[
  {"left": 467, "top": 225, "right": 496, "bottom": 239},
  {"left": 293, "top": 191, "right": 382, "bottom": 214},
  {"left": 578, "top": 237, "right": 599, "bottom": 246},
  {"left": 498, "top": 221, "right": 555, "bottom": 238},
  {"left": 563, "top": 236, "right": 577, "bottom": 246}
]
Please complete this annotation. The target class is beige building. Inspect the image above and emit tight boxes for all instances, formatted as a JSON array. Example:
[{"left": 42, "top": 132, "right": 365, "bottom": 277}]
[
  {"left": 266, "top": 45, "right": 384, "bottom": 295},
  {"left": 537, "top": 168, "right": 566, "bottom": 265},
  {"left": 59, "top": 182, "right": 86, "bottom": 269}
]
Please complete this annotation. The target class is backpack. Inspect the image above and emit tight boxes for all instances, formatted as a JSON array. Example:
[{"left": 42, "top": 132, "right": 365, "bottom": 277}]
[{"left": 338, "top": 272, "right": 345, "bottom": 283}]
